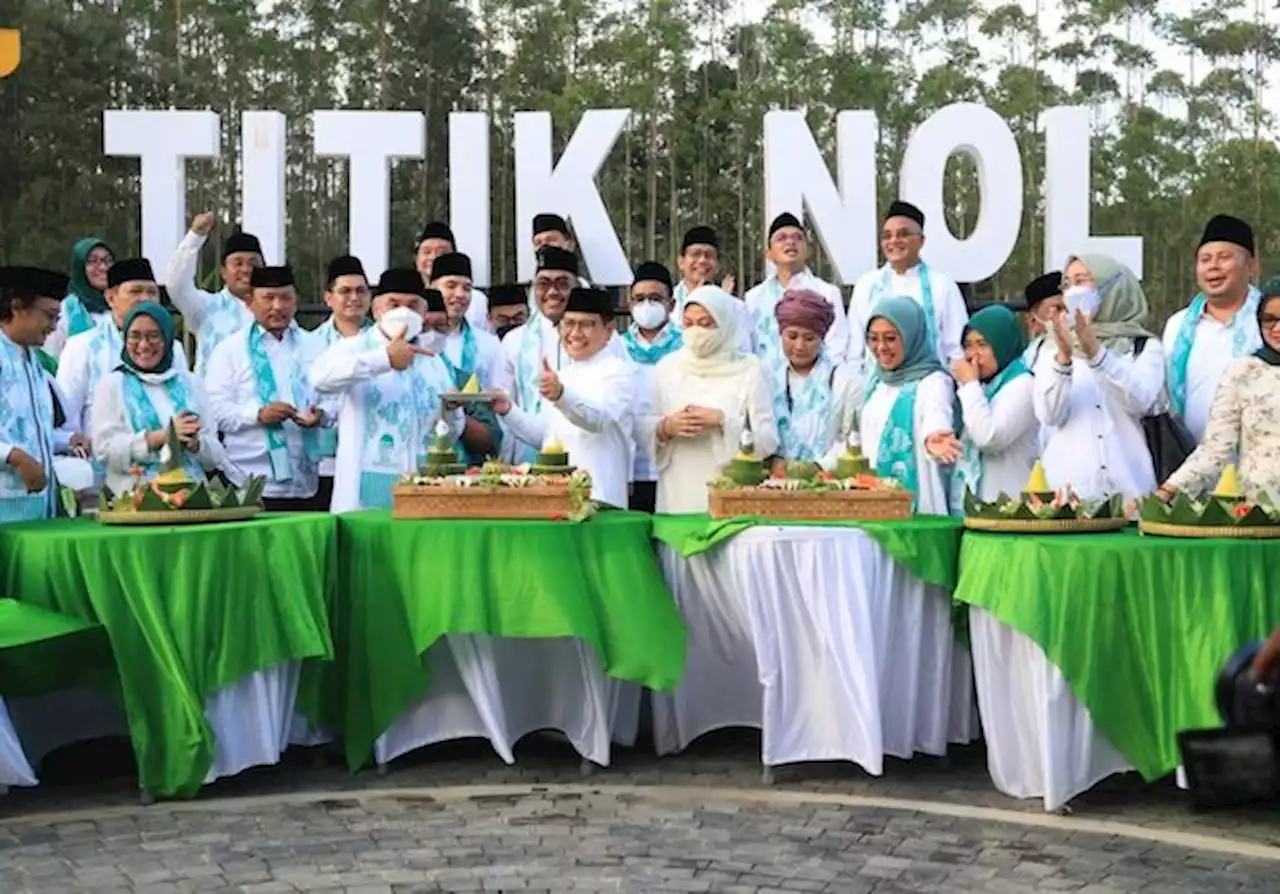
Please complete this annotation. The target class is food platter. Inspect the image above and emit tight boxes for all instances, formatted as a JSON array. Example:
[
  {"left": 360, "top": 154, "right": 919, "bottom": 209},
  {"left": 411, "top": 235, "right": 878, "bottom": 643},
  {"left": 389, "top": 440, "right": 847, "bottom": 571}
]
[{"left": 98, "top": 505, "right": 263, "bottom": 526}]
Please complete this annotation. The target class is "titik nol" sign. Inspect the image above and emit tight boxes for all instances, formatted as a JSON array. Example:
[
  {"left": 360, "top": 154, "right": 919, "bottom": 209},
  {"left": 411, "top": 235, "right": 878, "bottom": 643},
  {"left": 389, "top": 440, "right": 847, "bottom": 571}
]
[{"left": 101, "top": 104, "right": 1140, "bottom": 288}]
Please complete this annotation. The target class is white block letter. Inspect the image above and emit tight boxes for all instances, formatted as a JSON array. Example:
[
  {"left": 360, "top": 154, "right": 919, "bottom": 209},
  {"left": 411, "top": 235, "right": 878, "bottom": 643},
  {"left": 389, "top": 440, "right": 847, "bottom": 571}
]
[
  {"left": 313, "top": 111, "right": 425, "bottom": 278},
  {"left": 449, "top": 112, "right": 491, "bottom": 287},
  {"left": 1043, "top": 106, "right": 1142, "bottom": 277},
  {"left": 515, "top": 109, "right": 630, "bottom": 285},
  {"left": 103, "top": 110, "right": 220, "bottom": 285},
  {"left": 241, "top": 111, "right": 287, "bottom": 264},
  {"left": 900, "top": 103, "right": 1023, "bottom": 283},
  {"left": 764, "top": 110, "right": 878, "bottom": 285}
]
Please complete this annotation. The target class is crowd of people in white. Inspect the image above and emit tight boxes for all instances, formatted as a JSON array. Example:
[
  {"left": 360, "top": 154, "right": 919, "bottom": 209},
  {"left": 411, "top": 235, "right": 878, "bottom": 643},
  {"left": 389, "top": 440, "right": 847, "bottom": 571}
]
[{"left": 2, "top": 202, "right": 1278, "bottom": 523}]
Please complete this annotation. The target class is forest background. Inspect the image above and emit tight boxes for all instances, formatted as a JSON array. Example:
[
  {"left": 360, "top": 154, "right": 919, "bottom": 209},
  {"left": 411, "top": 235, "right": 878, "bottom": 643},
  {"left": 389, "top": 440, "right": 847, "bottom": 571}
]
[{"left": 1, "top": 0, "right": 1279, "bottom": 326}]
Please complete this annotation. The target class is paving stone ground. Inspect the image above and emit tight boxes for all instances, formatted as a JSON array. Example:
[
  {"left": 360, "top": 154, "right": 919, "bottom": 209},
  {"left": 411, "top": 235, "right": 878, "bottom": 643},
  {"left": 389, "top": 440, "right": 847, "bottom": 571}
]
[{"left": 1, "top": 731, "right": 1277, "bottom": 893}]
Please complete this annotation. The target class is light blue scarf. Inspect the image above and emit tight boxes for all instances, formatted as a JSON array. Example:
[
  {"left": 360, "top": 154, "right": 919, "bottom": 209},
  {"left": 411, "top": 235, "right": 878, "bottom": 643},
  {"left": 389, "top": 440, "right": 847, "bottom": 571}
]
[
  {"left": 622, "top": 322, "right": 682, "bottom": 365},
  {"left": 774, "top": 354, "right": 837, "bottom": 461},
  {"left": 869, "top": 261, "right": 937, "bottom": 353},
  {"left": 1168, "top": 285, "right": 1261, "bottom": 417},
  {"left": 0, "top": 332, "right": 57, "bottom": 521}
]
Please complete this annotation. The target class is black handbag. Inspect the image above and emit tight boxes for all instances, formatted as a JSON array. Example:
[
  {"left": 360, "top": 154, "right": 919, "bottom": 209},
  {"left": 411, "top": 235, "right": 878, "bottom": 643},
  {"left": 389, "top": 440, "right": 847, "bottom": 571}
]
[{"left": 1133, "top": 337, "right": 1197, "bottom": 481}]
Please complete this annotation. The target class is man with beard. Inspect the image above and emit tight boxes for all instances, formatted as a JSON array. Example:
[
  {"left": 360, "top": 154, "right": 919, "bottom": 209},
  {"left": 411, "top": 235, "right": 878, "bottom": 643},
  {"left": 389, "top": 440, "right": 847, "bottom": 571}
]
[{"left": 166, "top": 211, "right": 265, "bottom": 377}]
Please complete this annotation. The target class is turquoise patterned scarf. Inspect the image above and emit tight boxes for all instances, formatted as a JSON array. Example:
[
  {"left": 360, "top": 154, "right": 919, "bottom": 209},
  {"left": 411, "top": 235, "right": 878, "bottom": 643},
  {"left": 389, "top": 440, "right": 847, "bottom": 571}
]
[
  {"left": 622, "top": 322, "right": 682, "bottom": 365},
  {"left": 247, "top": 323, "right": 320, "bottom": 482},
  {"left": 1168, "top": 285, "right": 1261, "bottom": 416}
]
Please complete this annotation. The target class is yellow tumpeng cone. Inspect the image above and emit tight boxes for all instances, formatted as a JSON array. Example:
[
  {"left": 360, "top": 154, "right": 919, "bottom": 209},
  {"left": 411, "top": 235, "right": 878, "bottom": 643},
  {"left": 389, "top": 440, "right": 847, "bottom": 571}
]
[
  {"left": 1212, "top": 463, "right": 1243, "bottom": 499},
  {"left": 0, "top": 29, "right": 20, "bottom": 78}
]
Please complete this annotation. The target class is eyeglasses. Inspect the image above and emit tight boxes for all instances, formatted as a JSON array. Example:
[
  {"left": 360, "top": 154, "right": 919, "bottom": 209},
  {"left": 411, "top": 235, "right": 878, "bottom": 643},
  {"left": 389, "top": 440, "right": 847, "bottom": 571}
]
[
  {"left": 126, "top": 331, "right": 165, "bottom": 345},
  {"left": 85, "top": 255, "right": 113, "bottom": 268},
  {"left": 534, "top": 278, "right": 573, "bottom": 294},
  {"left": 631, "top": 292, "right": 666, "bottom": 304},
  {"left": 559, "top": 318, "right": 601, "bottom": 332},
  {"left": 1261, "top": 315, "right": 1280, "bottom": 329},
  {"left": 770, "top": 231, "right": 806, "bottom": 245},
  {"left": 881, "top": 228, "right": 921, "bottom": 241}
]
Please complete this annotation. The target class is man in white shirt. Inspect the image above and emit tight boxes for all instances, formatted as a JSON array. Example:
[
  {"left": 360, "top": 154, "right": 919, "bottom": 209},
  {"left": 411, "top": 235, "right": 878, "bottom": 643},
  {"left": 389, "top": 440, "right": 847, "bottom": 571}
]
[
  {"left": 745, "top": 212, "right": 850, "bottom": 378},
  {"left": 429, "top": 251, "right": 510, "bottom": 464},
  {"left": 672, "top": 226, "right": 750, "bottom": 353},
  {"left": 312, "top": 255, "right": 373, "bottom": 508},
  {"left": 57, "top": 258, "right": 190, "bottom": 485},
  {"left": 494, "top": 287, "right": 635, "bottom": 508},
  {"left": 849, "top": 200, "right": 969, "bottom": 376},
  {"left": 310, "top": 268, "right": 464, "bottom": 512},
  {"left": 1162, "top": 214, "right": 1261, "bottom": 442},
  {"left": 165, "top": 211, "right": 263, "bottom": 377},
  {"left": 205, "top": 265, "right": 329, "bottom": 510},
  {"left": 413, "top": 220, "right": 491, "bottom": 332}
]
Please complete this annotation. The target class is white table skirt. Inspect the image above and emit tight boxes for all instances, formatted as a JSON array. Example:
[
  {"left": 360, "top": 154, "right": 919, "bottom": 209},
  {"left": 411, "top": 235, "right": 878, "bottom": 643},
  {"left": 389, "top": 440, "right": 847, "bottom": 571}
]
[
  {"left": 3, "top": 662, "right": 304, "bottom": 789},
  {"left": 970, "top": 607, "right": 1134, "bottom": 811},
  {"left": 0, "top": 697, "right": 36, "bottom": 792},
  {"left": 375, "top": 634, "right": 639, "bottom": 769},
  {"left": 652, "top": 527, "right": 977, "bottom": 774}
]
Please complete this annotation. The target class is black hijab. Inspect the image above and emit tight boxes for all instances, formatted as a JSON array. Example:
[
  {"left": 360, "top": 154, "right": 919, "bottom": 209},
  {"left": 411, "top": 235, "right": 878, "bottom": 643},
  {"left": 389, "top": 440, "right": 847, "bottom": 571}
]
[{"left": 1254, "top": 286, "right": 1280, "bottom": 367}]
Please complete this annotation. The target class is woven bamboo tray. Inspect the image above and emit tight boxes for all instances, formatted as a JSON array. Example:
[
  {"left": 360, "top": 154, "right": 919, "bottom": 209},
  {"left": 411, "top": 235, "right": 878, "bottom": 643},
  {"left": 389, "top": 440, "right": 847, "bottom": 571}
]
[
  {"left": 392, "top": 483, "right": 580, "bottom": 519},
  {"left": 1138, "top": 519, "right": 1280, "bottom": 539},
  {"left": 708, "top": 487, "right": 911, "bottom": 521},
  {"left": 97, "top": 505, "right": 263, "bottom": 526},
  {"left": 964, "top": 516, "right": 1128, "bottom": 534}
]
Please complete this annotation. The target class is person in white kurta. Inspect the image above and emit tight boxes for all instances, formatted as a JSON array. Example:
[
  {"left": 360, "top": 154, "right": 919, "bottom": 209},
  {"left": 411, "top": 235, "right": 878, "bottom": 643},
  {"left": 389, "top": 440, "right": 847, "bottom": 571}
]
[
  {"left": 860, "top": 297, "right": 957, "bottom": 515},
  {"left": 744, "top": 212, "right": 849, "bottom": 377},
  {"left": 57, "top": 260, "right": 190, "bottom": 478},
  {"left": 91, "top": 303, "right": 225, "bottom": 495},
  {"left": 1033, "top": 255, "right": 1163, "bottom": 504},
  {"left": 310, "top": 270, "right": 465, "bottom": 513},
  {"left": 765, "top": 289, "right": 861, "bottom": 471},
  {"left": 944, "top": 304, "right": 1037, "bottom": 505},
  {"left": 494, "top": 288, "right": 636, "bottom": 508},
  {"left": 643, "top": 285, "right": 779, "bottom": 514},
  {"left": 499, "top": 246, "right": 624, "bottom": 464},
  {"left": 848, "top": 201, "right": 969, "bottom": 378},
  {"left": 164, "top": 212, "right": 262, "bottom": 377},
  {"left": 1161, "top": 214, "right": 1262, "bottom": 443},
  {"left": 205, "top": 266, "right": 330, "bottom": 507}
]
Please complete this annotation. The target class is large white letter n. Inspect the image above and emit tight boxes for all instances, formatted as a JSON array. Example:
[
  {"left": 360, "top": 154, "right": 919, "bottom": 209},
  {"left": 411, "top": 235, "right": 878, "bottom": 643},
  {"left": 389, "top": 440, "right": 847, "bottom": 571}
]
[{"left": 514, "top": 109, "right": 630, "bottom": 285}]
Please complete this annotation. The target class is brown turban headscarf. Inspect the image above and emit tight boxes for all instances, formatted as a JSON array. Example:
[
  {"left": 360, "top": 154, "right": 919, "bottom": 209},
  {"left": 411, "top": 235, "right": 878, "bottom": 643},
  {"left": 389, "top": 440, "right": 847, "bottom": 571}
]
[{"left": 775, "top": 288, "right": 835, "bottom": 338}]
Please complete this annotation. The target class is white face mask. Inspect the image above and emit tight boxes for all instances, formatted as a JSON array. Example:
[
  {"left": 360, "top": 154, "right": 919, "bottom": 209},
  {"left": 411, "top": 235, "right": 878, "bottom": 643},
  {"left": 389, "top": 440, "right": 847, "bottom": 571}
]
[
  {"left": 1063, "top": 284, "right": 1102, "bottom": 319},
  {"left": 417, "top": 329, "right": 446, "bottom": 353},
  {"left": 683, "top": 326, "right": 723, "bottom": 358},
  {"left": 631, "top": 299, "right": 669, "bottom": 330},
  {"left": 379, "top": 306, "right": 424, "bottom": 343}
]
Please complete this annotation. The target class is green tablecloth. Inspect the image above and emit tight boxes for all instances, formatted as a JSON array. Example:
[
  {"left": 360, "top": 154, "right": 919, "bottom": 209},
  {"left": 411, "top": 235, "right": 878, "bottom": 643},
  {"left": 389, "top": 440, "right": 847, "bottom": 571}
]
[
  {"left": 650, "top": 513, "right": 966, "bottom": 589},
  {"left": 0, "top": 599, "right": 114, "bottom": 698},
  {"left": 954, "top": 528, "right": 1280, "bottom": 780},
  {"left": 334, "top": 510, "right": 687, "bottom": 771},
  {"left": 0, "top": 514, "right": 336, "bottom": 798}
]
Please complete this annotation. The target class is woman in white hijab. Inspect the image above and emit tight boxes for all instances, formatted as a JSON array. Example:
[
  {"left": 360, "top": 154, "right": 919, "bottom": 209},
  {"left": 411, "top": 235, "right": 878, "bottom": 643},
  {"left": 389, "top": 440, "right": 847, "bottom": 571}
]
[{"left": 643, "top": 285, "right": 779, "bottom": 513}]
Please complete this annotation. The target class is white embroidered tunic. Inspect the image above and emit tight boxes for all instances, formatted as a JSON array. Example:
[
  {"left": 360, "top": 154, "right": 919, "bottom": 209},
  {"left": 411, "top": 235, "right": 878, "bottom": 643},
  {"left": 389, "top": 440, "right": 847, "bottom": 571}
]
[
  {"left": 165, "top": 230, "right": 255, "bottom": 378},
  {"left": 0, "top": 332, "right": 59, "bottom": 521}
]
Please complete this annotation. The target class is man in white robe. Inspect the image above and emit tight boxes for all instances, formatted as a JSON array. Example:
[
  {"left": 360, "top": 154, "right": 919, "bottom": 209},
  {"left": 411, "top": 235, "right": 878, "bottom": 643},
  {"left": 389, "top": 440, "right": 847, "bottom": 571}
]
[
  {"left": 494, "top": 287, "right": 635, "bottom": 508},
  {"left": 1161, "top": 214, "right": 1262, "bottom": 442},
  {"left": 849, "top": 200, "right": 969, "bottom": 375},
  {"left": 312, "top": 255, "right": 373, "bottom": 508},
  {"left": 0, "top": 266, "right": 70, "bottom": 522},
  {"left": 672, "top": 226, "right": 750, "bottom": 353},
  {"left": 745, "top": 212, "right": 850, "bottom": 378},
  {"left": 500, "top": 247, "right": 625, "bottom": 464},
  {"left": 310, "top": 269, "right": 464, "bottom": 513},
  {"left": 205, "top": 265, "right": 330, "bottom": 510},
  {"left": 429, "top": 251, "right": 510, "bottom": 464},
  {"left": 165, "top": 211, "right": 263, "bottom": 377},
  {"left": 413, "top": 220, "right": 491, "bottom": 333},
  {"left": 57, "top": 259, "right": 190, "bottom": 483}
]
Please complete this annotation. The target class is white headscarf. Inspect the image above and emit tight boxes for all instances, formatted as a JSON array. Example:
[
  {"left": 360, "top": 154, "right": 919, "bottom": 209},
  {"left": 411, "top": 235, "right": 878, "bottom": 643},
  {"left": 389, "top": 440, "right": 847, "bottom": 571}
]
[{"left": 674, "top": 285, "right": 758, "bottom": 379}]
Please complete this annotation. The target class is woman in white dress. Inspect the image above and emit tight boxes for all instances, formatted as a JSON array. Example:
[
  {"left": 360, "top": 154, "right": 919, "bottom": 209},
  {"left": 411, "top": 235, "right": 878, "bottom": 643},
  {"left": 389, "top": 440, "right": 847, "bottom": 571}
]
[
  {"left": 947, "top": 304, "right": 1038, "bottom": 504},
  {"left": 91, "top": 302, "right": 225, "bottom": 494},
  {"left": 860, "top": 297, "right": 957, "bottom": 514},
  {"left": 1033, "top": 254, "right": 1163, "bottom": 503},
  {"left": 1159, "top": 284, "right": 1280, "bottom": 500},
  {"left": 645, "top": 285, "right": 779, "bottom": 513},
  {"left": 768, "top": 289, "right": 861, "bottom": 471}
]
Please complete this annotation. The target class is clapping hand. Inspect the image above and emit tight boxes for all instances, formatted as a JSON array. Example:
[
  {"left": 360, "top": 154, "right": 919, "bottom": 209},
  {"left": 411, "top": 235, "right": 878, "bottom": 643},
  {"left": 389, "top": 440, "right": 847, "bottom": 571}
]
[
  {"left": 538, "top": 359, "right": 564, "bottom": 401},
  {"left": 1074, "top": 309, "right": 1101, "bottom": 359},
  {"left": 1050, "top": 310, "right": 1073, "bottom": 364},
  {"left": 950, "top": 359, "right": 978, "bottom": 385},
  {"left": 924, "top": 431, "right": 963, "bottom": 464}
]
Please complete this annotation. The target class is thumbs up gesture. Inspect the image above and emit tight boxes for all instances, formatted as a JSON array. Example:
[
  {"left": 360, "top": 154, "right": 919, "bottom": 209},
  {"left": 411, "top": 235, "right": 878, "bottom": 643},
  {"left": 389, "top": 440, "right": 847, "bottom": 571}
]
[{"left": 538, "top": 358, "right": 564, "bottom": 401}]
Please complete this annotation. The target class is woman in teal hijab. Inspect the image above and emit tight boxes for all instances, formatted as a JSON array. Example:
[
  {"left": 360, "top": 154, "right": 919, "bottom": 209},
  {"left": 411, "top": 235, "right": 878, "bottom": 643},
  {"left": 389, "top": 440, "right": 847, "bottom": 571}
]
[
  {"left": 45, "top": 237, "right": 114, "bottom": 357},
  {"left": 860, "top": 296, "right": 958, "bottom": 513},
  {"left": 947, "top": 304, "right": 1038, "bottom": 506},
  {"left": 91, "top": 302, "right": 224, "bottom": 494}
]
